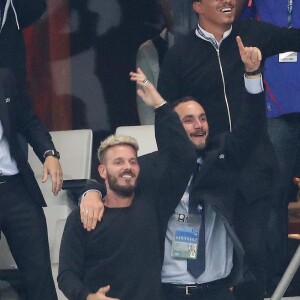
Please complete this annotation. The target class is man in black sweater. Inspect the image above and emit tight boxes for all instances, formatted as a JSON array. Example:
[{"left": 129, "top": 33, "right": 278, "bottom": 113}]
[
  {"left": 58, "top": 75, "right": 196, "bottom": 300},
  {"left": 157, "top": 1, "right": 300, "bottom": 299}
]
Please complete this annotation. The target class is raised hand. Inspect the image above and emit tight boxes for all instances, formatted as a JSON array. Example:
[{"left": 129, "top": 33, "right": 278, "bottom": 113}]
[
  {"left": 129, "top": 68, "right": 166, "bottom": 108},
  {"left": 236, "top": 36, "right": 262, "bottom": 73}
]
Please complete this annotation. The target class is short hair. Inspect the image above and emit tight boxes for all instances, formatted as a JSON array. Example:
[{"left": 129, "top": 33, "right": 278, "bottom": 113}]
[
  {"left": 171, "top": 95, "right": 202, "bottom": 110},
  {"left": 98, "top": 135, "right": 139, "bottom": 163}
]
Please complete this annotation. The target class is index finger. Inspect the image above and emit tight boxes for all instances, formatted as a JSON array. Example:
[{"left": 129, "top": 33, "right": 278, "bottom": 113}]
[{"left": 236, "top": 36, "right": 245, "bottom": 53}]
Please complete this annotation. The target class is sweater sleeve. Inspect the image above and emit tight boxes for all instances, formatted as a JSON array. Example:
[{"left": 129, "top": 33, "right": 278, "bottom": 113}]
[{"left": 58, "top": 208, "right": 90, "bottom": 300}]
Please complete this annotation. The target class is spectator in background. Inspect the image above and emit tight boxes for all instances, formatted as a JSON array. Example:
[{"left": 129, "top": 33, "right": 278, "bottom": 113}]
[
  {"left": 239, "top": 0, "right": 300, "bottom": 294},
  {"left": 136, "top": 0, "right": 174, "bottom": 124}
]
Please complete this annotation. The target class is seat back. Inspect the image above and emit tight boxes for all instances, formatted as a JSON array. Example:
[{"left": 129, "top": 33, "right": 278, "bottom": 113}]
[
  {"left": 29, "top": 129, "right": 93, "bottom": 262},
  {"left": 115, "top": 125, "right": 157, "bottom": 156}
]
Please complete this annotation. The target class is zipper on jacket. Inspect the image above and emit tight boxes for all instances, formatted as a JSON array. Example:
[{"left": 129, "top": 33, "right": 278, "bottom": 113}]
[
  {"left": 10, "top": 0, "right": 20, "bottom": 30},
  {"left": 216, "top": 49, "right": 232, "bottom": 132},
  {"left": 0, "top": 0, "right": 20, "bottom": 33}
]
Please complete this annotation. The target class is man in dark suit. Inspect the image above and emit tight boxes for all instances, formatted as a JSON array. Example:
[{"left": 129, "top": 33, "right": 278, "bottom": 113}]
[{"left": 0, "top": 68, "right": 63, "bottom": 299}]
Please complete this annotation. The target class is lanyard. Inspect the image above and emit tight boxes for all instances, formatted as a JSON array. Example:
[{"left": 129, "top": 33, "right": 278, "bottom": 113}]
[{"left": 287, "top": 0, "right": 293, "bottom": 28}]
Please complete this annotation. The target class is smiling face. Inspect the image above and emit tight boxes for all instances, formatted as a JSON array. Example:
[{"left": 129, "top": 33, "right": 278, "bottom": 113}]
[
  {"left": 174, "top": 100, "right": 209, "bottom": 150},
  {"left": 193, "top": 0, "right": 236, "bottom": 33},
  {"left": 99, "top": 145, "right": 140, "bottom": 197}
]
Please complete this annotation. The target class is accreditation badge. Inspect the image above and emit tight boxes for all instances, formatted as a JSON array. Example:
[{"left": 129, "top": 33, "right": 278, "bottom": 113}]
[
  {"left": 171, "top": 223, "right": 200, "bottom": 260},
  {"left": 279, "top": 52, "right": 297, "bottom": 63}
]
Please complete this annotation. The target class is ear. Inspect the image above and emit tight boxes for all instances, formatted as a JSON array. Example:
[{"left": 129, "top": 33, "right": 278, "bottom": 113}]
[
  {"left": 98, "top": 164, "right": 106, "bottom": 180},
  {"left": 192, "top": 1, "right": 204, "bottom": 15}
]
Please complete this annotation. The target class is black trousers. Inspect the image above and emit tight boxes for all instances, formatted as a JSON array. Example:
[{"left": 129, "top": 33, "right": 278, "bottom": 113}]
[
  {"left": 234, "top": 195, "right": 271, "bottom": 300},
  {"left": 164, "top": 287, "right": 235, "bottom": 300},
  {"left": 0, "top": 177, "right": 57, "bottom": 300}
]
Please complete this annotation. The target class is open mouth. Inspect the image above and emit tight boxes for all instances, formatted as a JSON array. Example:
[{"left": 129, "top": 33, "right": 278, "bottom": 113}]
[
  {"left": 220, "top": 7, "right": 233, "bottom": 14},
  {"left": 120, "top": 172, "right": 135, "bottom": 179},
  {"left": 122, "top": 174, "right": 133, "bottom": 178},
  {"left": 191, "top": 132, "right": 206, "bottom": 138}
]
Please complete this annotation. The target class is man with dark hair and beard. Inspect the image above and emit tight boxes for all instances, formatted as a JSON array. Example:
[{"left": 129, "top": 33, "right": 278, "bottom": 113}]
[{"left": 57, "top": 77, "right": 196, "bottom": 300}]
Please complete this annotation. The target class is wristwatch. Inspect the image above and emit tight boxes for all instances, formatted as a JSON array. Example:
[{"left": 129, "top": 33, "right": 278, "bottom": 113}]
[{"left": 44, "top": 149, "right": 60, "bottom": 159}]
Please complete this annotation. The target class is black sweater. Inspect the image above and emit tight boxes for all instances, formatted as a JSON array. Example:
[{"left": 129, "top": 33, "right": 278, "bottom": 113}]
[{"left": 58, "top": 203, "right": 163, "bottom": 300}]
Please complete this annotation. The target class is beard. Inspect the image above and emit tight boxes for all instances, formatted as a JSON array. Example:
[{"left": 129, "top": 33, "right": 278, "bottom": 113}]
[{"left": 107, "top": 172, "right": 137, "bottom": 198}]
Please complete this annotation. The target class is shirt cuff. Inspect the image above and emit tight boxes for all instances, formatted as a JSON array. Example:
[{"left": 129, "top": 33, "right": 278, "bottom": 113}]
[
  {"left": 78, "top": 189, "right": 102, "bottom": 206},
  {"left": 244, "top": 74, "right": 264, "bottom": 94}
]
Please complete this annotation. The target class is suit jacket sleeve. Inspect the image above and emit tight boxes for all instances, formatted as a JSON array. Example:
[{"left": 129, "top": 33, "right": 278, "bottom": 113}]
[
  {"left": 137, "top": 104, "right": 196, "bottom": 210},
  {"left": 11, "top": 74, "right": 56, "bottom": 163}
]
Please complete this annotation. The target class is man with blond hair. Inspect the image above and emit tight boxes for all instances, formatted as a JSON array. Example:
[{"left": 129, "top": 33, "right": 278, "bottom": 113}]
[{"left": 58, "top": 78, "right": 195, "bottom": 300}]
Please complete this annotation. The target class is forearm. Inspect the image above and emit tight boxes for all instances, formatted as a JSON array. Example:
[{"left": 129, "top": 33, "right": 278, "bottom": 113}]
[
  {"left": 14, "top": 83, "right": 55, "bottom": 162},
  {"left": 80, "top": 179, "right": 106, "bottom": 201},
  {"left": 155, "top": 103, "right": 196, "bottom": 169},
  {"left": 58, "top": 271, "right": 90, "bottom": 300},
  {"left": 58, "top": 211, "right": 90, "bottom": 300}
]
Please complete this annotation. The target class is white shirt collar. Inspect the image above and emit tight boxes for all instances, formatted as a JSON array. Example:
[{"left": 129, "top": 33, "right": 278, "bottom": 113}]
[{"left": 195, "top": 24, "right": 232, "bottom": 49}]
